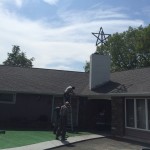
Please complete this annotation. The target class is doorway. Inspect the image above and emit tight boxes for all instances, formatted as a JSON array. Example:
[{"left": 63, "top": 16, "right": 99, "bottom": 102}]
[{"left": 86, "top": 99, "right": 111, "bottom": 131}]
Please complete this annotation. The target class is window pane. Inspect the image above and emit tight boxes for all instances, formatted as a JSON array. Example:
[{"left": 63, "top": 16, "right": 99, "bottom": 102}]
[
  {"left": 136, "top": 99, "right": 146, "bottom": 129},
  {"left": 0, "top": 93, "right": 15, "bottom": 104},
  {"left": 126, "top": 99, "right": 134, "bottom": 127},
  {"left": 148, "top": 99, "right": 150, "bottom": 130},
  {"left": 0, "top": 94, "right": 14, "bottom": 102}
]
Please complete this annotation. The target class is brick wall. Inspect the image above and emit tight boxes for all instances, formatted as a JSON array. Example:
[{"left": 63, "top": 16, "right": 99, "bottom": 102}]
[{"left": 111, "top": 97, "right": 125, "bottom": 136}]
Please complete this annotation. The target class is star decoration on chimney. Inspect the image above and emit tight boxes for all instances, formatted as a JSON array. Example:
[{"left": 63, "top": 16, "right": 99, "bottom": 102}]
[{"left": 92, "top": 27, "right": 111, "bottom": 46}]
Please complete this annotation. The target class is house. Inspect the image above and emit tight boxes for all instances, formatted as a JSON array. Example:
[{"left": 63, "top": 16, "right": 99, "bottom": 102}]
[{"left": 0, "top": 53, "right": 150, "bottom": 143}]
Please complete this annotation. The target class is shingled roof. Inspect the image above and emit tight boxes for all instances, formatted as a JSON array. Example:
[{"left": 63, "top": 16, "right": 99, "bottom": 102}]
[
  {"left": 0, "top": 65, "right": 89, "bottom": 95},
  {"left": 88, "top": 67, "right": 150, "bottom": 96},
  {"left": 0, "top": 65, "right": 150, "bottom": 96}
]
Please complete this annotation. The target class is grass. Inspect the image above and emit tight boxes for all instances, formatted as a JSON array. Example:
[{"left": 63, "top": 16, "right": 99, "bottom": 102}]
[{"left": 0, "top": 130, "right": 90, "bottom": 149}]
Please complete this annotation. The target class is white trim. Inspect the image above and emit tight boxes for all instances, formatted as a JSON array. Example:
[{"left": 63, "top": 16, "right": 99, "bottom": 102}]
[{"left": 125, "top": 126, "right": 150, "bottom": 132}]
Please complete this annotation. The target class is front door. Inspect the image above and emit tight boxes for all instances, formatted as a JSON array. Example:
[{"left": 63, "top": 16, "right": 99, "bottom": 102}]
[{"left": 86, "top": 99, "right": 111, "bottom": 131}]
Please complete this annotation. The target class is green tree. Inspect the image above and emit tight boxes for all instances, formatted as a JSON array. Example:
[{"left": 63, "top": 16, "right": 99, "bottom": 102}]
[
  {"left": 3, "top": 45, "right": 34, "bottom": 68},
  {"left": 84, "top": 25, "right": 150, "bottom": 72},
  {"left": 84, "top": 61, "right": 90, "bottom": 72}
]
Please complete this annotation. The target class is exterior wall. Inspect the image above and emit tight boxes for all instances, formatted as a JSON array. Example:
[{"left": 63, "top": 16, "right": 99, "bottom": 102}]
[
  {"left": 0, "top": 93, "right": 79, "bottom": 129},
  {"left": 78, "top": 97, "right": 88, "bottom": 129},
  {"left": 51, "top": 95, "right": 64, "bottom": 123},
  {"left": 70, "top": 96, "right": 79, "bottom": 126},
  {"left": 16, "top": 94, "right": 52, "bottom": 121},
  {"left": 0, "top": 93, "right": 53, "bottom": 129},
  {"left": 125, "top": 128, "right": 150, "bottom": 142},
  {"left": 111, "top": 97, "right": 125, "bottom": 136}
]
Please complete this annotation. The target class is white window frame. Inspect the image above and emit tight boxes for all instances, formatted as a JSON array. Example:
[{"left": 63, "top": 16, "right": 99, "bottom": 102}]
[
  {"left": 125, "top": 98, "right": 150, "bottom": 131},
  {"left": 0, "top": 93, "right": 16, "bottom": 104}
]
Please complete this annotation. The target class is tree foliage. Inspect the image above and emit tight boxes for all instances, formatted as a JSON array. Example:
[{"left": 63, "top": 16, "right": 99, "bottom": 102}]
[
  {"left": 84, "top": 61, "right": 90, "bottom": 73},
  {"left": 84, "top": 25, "right": 150, "bottom": 72},
  {"left": 3, "top": 45, "right": 34, "bottom": 68}
]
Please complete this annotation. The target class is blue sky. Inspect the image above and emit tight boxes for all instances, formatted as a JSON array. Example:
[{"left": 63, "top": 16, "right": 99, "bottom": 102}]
[{"left": 0, "top": 0, "right": 149, "bottom": 72}]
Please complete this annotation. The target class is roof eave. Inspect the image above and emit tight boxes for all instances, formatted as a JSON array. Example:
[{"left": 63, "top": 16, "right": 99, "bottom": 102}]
[{"left": 109, "top": 92, "right": 150, "bottom": 97}]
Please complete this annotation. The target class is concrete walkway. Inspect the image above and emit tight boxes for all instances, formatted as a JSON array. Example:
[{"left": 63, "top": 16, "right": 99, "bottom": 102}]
[{"left": 1, "top": 134, "right": 105, "bottom": 150}]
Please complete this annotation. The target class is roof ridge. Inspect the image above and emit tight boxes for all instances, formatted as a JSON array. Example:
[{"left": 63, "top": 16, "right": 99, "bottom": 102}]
[
  {"left": 0, "top": 65, "right": 86, "bottom": 74},
  {"left": 111, "top": 66, "right": 150, "bottom": 74}
]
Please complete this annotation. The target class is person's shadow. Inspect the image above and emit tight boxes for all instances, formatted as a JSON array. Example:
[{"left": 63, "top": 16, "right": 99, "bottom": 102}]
[{"left": 44, "top": 138, "right": 75, "bottom": 150}]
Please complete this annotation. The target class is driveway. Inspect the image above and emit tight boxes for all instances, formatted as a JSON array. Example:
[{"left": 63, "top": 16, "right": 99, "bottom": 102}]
[{"left": 50, "top": 137, "right": 150, "bottom": 150}]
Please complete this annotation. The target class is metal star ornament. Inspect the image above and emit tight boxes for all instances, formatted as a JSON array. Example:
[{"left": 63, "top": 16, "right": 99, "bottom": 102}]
[{"left": 92, "top": 27, "right": 111, "bottom": 46}]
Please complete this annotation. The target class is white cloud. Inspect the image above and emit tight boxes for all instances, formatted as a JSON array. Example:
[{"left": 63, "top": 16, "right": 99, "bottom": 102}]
[
  {"left": 0, "top": 0, "right": 24, "bottom": 8},
  {"left": 43, "top": 0, "right": 59, "bottom": 5},
  {"left": 15, "top": 0, "right": 23, "bottom": 8},
  {"left": 0, "top": 2, "right": 146, "bottom": 71},
  {"left": 58, "top": 7, "right": 128, "bottom": 24}
]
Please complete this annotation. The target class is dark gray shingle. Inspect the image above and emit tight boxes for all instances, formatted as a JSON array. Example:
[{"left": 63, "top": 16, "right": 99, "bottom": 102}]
[{"left": 0, "top": 65, "right": 150, "bottom": 96}]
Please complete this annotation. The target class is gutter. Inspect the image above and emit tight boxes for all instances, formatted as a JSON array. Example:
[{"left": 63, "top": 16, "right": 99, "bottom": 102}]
[
  {"left": 1, "top": 90, "right": 150, "bottom": 99},
  {"left": 83, "top": 92, "right": 150, "bottom": 100},
  {"left": 0, "top": 90, "right": 63, "bottom": 96}
]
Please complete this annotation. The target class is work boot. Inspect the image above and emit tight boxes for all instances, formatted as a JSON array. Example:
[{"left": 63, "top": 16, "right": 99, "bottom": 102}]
[{"left": 61, "top": 136, "right": 67, "bottom": 141}]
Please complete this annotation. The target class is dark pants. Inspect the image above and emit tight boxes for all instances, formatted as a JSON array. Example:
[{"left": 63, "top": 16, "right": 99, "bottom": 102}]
[
  {"left": 53, "top": 117, "right": 59, "bottom": 134},
  {"left": 56, "top": 116, "right": 67, "bottom": 139},
  {"left": 64, "top": 93, "right": 70, "bottom": 102}
]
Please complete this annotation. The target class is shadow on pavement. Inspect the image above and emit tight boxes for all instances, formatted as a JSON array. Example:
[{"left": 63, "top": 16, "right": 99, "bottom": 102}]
[
  {"left": 107, "top": 136, "right": 150, "bottom": 148},
  {"left": 44, "top": 140, "right": 75, "bottom": 150}
]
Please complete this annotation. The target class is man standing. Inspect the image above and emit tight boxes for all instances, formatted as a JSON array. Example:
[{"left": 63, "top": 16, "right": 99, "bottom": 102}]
[
  {"left": 53, "top": 105, "right": 61, "bottom": 134},
  {"left": 64, "top": 86, "right": 75, "bottom": 102},
  {"left": 56, "top": 101, "right": 70, "bottom": 141}
]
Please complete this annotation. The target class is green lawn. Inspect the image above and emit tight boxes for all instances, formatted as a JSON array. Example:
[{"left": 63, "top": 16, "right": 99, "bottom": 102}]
[{"left": 0, "top": 130, "right": 90, "bottom": 149}]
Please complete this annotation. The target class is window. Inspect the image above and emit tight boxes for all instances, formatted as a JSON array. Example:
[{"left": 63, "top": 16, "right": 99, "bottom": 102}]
[
  {"left": 125, "top": 98, "right": 150, "bottom": 131},
  {"left": 0, "top": 93, "right": 16, "bottom": 104}
]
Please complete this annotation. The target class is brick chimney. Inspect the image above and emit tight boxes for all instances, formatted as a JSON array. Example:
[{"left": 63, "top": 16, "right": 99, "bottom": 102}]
[{"left": 89, "top": 53, "right": 110, "bottom": 90}]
